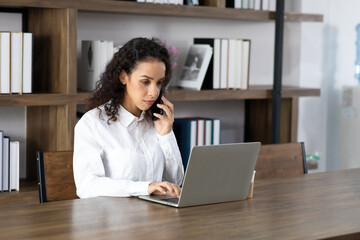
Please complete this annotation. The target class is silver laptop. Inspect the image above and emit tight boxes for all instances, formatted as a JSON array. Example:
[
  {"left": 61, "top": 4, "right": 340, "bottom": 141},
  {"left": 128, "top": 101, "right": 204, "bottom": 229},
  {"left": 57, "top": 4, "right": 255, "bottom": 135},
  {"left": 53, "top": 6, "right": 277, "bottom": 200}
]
[{"left": 138, "top": 142, "right": 261, "bottom": 208}]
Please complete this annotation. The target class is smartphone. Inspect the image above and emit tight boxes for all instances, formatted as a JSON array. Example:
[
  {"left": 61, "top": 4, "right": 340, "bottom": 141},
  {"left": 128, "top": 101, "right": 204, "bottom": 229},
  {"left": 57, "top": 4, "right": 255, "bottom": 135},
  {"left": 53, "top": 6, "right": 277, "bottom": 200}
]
[{"left": 150, "top": 90, "right": 164, "bottom": 121}]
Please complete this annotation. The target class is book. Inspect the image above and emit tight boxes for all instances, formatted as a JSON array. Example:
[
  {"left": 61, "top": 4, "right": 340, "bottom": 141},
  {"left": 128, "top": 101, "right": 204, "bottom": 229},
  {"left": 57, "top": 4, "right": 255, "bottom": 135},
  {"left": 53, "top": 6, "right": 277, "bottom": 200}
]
[
  {"left": 213, "top": 119, "right": 221, "bottom": 145},
  {"left": 193, "top": 38, "right": 220, "bottom": 90},
  {"left": 80, "top": 40, "right": 115, "bottom": 91},
  {"left": 243, "top": 0, "right": 249, "bottom": 9},
  {"left": 254, "top": 0, "right": 261, "bottom": 10},
  {"left": 10, "top": 141, "right": 19, "bottom": 191},
  {"left": 205, "top": 119, "right": 213, "bottom": 145},
  {"left": 241, "top": 40, "right": 251, "bottom": 89},
  {"left": 213, "top": 39, "right": 221, "bottom": 89},
  {"left": 269, "top": 0, "right": 276, "bottom": 11},
  {"left": 173, "top": 117, "right": 221, "bottom": 169},
  {"left": 235, "top": 39, "right": 243, "bottom": 89},
  {"left": 262, "top": 0, "right": 269, "bottom": 10},
  {"left": 10, "top": 32, "right": 23, "bottom": 94},
  {"left": 249, "top": 0, "right": 254, "bottom": 9},
  {"left": 22, "top": 32, "right": 33, "bottom": 94},
  {"left": 197, "top": 119, "right": 205, "bottom": 146},
  {"left": 173, "top": 118, "right": 197, "bottom": 170},
  {"left": 234, "top": 0, "right": 241, "bottom": 9},
  {"left": 228, "top": 39, "right": 236, "bottom": 89},
  {"left": 178, "top": 44, "right": 213, "bottom": 91},
  {"left": 226, "top": 0, "right": 234, "bottom": 8},
  {"left": 0, "top": 32, "right": 10, "bottom": 94},
  {"left": 220, "top": 38, "right": 229, "bottom": 89},
  {"left": 80, "top": 40, "right": 101, "bottom": 91},
  {"left": 2, "top": 136, "right": 10, "bottom": 191}
]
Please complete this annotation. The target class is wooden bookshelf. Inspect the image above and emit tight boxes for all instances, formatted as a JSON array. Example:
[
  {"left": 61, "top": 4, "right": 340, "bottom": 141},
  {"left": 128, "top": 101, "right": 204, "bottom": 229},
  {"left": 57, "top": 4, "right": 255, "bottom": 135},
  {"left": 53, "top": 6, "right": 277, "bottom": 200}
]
[{"left": 0, "top": 0, "right": 323, "bottom": 22}]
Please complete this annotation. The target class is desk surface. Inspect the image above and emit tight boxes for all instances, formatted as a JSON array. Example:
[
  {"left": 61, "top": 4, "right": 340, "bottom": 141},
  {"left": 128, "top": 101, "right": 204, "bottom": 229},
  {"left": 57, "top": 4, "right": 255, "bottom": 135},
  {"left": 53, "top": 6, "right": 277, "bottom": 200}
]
[{"left": 1, "top": 168, "right": 360, "bottom": 239}]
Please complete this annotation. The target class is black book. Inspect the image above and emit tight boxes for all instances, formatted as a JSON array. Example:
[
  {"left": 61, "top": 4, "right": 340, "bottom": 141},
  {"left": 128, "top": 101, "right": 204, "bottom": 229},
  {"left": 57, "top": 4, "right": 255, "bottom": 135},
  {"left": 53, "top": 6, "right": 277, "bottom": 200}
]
[
  {"left": 194, "top": 38, "right": 215, "bottom": 89},
  {"left": 226, "top": 0, "right": 234, "bottom": 8}
]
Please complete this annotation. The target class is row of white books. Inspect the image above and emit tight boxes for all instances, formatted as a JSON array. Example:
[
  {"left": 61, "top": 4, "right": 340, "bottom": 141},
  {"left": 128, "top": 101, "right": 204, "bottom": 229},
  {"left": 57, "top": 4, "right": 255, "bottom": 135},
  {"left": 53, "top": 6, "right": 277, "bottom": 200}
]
[
  {"left": 0, "top": 32, "right": 33, "bottom": 95},
  {"left": 0, "top": 130, "right": 20, "bottom": 192},
  {"left": 173, "top": 117, "right": 220, "bottom": 169},
  {"left": 79, "top": 40, "right": 117, "bottom": 91},
  {"left": 137, "top": 0, "right": 185, "bottom": 5},
  {"left": 228, "top": 0, "right": 276, "bottom": 11},
  {"left": 193, "top": 38, "right": 251, "bottom": 90}
]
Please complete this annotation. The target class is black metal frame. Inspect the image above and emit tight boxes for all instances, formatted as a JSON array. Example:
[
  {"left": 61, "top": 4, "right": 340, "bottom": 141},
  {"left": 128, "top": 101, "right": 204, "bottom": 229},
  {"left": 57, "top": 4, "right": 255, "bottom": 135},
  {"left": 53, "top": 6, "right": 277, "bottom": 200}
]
[
  {"left": 300, "top": 142, "right": 308, "bottom": 174},
  {"left": 272, "top": 0, "right": 285, "bottom": 143},
  {"left": 36, "top": 151, "right": 48, "bottom": 203}
]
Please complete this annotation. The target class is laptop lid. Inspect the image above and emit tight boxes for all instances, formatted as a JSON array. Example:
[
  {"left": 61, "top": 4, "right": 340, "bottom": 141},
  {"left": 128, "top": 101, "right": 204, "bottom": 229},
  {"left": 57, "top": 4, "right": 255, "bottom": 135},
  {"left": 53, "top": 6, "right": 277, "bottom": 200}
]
[{"left": 139, "top": 142, "right": 261, "bottom": 207}]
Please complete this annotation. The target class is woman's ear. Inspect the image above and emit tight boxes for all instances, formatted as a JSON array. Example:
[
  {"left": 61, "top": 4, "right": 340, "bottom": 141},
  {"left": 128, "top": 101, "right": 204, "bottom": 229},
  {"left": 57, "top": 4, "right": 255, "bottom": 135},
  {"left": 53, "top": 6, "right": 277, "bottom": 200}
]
[{"left": 119, "top": 70, "right": 128, "bottom": 85}]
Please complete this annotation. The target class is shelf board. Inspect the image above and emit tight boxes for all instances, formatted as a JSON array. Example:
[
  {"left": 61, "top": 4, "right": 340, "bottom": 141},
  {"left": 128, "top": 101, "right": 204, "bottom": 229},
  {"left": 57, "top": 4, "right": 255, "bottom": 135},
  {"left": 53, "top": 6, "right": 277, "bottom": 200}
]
[
  {"left": 0, "top": 180, "right": 38, "bottom": 208},
  {"left": 0, "top": 86, "right": 320, "bottom": 106},
  {"left": 166, "top": 85, "right": 321, "bottom": 101},
  {"left": 0, "top": 0, "right": 323, "bottom": 22},
  {"left": 0, "top": 92, "right": 90, "bottom": 106}
]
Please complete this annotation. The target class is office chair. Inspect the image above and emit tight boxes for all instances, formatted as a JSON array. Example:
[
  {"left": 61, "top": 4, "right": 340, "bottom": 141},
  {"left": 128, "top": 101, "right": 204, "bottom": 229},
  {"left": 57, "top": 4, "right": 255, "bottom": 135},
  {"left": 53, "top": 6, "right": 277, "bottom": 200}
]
[
  {"left": 37, "top": 150, "right": 78, "bottom": 203},
  {"left": 255, "top": 142, "right": 308, "bottom": 180}
]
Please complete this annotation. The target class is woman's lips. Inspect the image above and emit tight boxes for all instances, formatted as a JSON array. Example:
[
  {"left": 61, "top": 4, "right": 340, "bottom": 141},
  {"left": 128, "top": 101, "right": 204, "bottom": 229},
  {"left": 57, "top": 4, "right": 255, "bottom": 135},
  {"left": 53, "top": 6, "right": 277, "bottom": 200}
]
[{"left": 144, "top": 100, "right": 155, "bottom": 106}]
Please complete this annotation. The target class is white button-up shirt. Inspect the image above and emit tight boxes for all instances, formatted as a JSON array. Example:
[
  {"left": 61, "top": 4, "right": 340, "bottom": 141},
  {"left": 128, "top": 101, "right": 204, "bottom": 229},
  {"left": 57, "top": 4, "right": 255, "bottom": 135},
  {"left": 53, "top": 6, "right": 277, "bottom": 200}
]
[{"left": 73, "top": 104, "right": 184, "bottom": 198}]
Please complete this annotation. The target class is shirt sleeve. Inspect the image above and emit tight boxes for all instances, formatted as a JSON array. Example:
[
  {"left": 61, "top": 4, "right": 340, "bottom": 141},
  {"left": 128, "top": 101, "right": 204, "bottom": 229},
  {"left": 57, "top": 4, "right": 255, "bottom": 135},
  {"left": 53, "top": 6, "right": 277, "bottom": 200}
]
[
  {"left": 73, "top": 115, "right": 151, "bottom": 198},
  {"left": 156, "top": 130, "right": 184, "bottom": 186}
]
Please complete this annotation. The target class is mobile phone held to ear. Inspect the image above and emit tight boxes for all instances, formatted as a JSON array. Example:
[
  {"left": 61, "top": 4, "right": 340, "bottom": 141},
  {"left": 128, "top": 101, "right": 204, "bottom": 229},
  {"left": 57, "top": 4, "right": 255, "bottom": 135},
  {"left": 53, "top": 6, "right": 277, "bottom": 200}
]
[{"left": 150, "top": 90, "right": 164, "bottom": 121}]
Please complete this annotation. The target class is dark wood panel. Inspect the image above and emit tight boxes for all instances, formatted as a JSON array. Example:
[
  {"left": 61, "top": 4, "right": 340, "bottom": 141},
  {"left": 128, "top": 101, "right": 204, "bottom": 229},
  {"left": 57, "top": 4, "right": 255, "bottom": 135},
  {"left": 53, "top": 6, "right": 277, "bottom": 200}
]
[
  {"left": 26, "top": 105, "right": 73, "bottom": 180},
  {"left": 245, "top": 98, "right": 294, "bottom": 144},
  {"left": 0, "top": 0, "right": 323, "bottom": 22},
  {"left": 28, "top": 8, "right": 76, "bottom": 93},
  {"left": 43, "top": 151, "right": 78, "bottom": 202},
  {"left": 0, "top": 169, "right": 359, "bottom": 239},
  {"left": 255, "top": 142, "right": 305, "bottom": 180}
]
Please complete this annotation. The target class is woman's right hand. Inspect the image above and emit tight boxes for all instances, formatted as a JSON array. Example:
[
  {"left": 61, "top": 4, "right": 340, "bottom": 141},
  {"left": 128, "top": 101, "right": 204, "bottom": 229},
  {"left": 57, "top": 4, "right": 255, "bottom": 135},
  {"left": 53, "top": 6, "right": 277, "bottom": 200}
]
[{"left": 148, "top": 181, "right": 181, "bottom": 198}]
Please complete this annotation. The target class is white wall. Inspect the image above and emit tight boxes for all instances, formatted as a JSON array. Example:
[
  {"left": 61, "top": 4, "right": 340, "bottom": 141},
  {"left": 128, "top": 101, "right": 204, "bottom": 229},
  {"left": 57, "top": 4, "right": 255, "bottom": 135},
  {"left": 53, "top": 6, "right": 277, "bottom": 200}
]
[
  {"left": 0, "top": 12, "right": 26, "bottom": 178},
  {"left": 298, "top": 0, "right": 360, "bottom": 171}
]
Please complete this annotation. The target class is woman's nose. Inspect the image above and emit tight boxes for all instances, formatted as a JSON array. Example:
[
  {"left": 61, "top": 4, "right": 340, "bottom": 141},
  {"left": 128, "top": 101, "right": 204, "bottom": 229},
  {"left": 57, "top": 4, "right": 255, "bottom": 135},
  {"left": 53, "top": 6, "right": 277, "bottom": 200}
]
[{"left": 149, "top": 85, "right": 160, "bottom": 97}]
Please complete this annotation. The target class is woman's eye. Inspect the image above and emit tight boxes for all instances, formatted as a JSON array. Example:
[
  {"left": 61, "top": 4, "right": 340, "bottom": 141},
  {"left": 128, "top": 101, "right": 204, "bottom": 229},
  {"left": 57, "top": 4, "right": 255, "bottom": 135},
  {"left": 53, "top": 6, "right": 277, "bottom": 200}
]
[
  {"left": 141, "top": 81, "right": 149, "bottom": 85},
  {"left": 157, "top": 81, "right": 164, "bottom": 86}
]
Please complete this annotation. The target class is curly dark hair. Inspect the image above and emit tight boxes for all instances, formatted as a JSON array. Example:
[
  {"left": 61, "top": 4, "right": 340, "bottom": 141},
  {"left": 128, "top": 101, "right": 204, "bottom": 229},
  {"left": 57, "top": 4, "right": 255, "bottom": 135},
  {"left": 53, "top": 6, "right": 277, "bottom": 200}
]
[{"left": 86, "top": 37, "right": 172, "bottom": 124}]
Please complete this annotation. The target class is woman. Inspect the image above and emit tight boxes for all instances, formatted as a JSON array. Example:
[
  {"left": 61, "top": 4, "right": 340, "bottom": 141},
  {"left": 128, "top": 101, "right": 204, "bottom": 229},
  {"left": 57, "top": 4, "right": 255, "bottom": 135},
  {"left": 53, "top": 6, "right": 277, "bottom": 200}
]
[{"left": 73, "top": 37, "right": 184, "bottom": 199}]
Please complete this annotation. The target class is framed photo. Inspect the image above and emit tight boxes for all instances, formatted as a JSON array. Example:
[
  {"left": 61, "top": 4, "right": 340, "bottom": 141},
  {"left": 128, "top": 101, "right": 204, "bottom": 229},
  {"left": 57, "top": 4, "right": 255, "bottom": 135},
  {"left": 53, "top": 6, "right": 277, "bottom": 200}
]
[{"left": 178, "top": 44, "right": 213, "bottom": 91}]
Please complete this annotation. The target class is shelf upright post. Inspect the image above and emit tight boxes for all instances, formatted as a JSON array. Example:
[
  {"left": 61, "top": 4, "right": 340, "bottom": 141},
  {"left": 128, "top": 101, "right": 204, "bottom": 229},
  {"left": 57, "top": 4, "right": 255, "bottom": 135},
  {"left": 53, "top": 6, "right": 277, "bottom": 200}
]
[{"left": 272, "top": 0, "right": 285, "bottom": 143}]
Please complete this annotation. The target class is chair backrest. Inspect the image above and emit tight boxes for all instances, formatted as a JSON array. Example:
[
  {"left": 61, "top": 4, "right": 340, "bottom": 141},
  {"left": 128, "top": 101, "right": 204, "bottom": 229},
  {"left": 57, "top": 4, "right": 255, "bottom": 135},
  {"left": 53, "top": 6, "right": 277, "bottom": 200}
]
[
  {"left": 255, "top": 142, "right": 307, "bottom": 180},
  {"left": 37, "top": 150, "right": 78, "bottom": 203}
]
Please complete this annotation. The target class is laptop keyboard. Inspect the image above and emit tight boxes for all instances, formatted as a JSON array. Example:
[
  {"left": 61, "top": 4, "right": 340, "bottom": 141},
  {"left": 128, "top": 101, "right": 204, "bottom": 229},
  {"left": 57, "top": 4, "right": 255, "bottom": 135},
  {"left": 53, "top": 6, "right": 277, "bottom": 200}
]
[{"left": 160, "top": 198, "right": 179, "bottom": 204}]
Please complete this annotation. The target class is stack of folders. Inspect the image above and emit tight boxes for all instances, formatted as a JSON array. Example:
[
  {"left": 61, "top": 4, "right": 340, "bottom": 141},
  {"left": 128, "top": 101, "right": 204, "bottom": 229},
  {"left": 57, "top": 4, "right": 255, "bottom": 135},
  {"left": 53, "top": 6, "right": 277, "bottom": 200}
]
[
  {"left": 226, "top": 0, "right": 276, "bottom": 11},
  {"left": 173, "top": 117, "right": 221, "bottom": 170},
  {"left": 194, "top": 38, "right": 251, "bottom": 90},
  {"left": 0, "top": 130, "right": 20, "bottom": 192},
  {"left": 79, "top": 40, "right": 116, "bottom": 91},
  {"left": 0, "top": 32, "right": 33, "bottom": 95}
]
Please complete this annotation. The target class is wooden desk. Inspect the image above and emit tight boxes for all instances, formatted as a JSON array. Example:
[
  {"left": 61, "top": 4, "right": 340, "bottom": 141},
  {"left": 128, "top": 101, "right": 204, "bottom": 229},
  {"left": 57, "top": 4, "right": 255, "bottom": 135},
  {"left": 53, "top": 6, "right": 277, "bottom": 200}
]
[{"left": 1, "top": 168, "right": 360, "bottom": 239}]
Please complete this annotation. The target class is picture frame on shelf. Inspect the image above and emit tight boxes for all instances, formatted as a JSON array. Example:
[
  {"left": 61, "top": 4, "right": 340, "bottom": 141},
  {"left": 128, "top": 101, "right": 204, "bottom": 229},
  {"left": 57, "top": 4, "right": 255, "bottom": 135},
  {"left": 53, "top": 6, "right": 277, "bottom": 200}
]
[{"left": 177, "top": 44, "right": 213, "bottom": 91}]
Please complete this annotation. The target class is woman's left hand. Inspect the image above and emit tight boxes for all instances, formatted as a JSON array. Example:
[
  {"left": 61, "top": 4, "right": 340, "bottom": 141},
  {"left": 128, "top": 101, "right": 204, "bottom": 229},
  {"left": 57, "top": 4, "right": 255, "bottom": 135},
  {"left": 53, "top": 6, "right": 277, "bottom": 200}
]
[{"left": 153, "top": 96, "right": 174, "bottom": 136}]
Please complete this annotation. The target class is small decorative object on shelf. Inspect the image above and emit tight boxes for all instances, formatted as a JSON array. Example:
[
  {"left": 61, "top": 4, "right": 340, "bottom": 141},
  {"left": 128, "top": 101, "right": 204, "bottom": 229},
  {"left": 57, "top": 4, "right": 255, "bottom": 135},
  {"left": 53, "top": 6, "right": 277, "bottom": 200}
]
[
  {"left": 162, "top": 40, "right": 180, "bottom": 69},
  {"left": 177, "top": 44, "right": 213, "bottom": 91},
  {"left": 306, "top": 153, "right": 320, "bottom": 170}
]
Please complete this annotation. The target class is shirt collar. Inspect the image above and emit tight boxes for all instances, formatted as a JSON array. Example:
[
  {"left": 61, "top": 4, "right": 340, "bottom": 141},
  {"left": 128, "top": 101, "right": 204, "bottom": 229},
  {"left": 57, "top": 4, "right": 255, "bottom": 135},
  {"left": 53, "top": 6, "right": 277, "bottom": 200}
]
[{"left": 119, "top": 105, "right": 146, "bottom": 128}]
